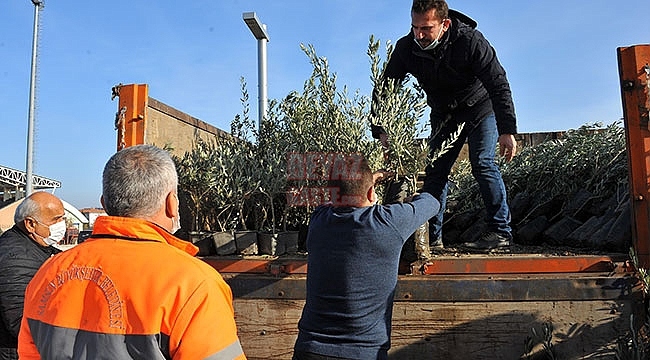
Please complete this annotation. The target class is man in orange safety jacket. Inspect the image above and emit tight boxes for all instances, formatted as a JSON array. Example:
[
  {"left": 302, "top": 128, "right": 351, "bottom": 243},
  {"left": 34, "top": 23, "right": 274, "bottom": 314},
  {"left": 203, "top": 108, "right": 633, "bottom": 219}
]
[{"left": 19, "top": 145, "right": 246, "bottom": 360}]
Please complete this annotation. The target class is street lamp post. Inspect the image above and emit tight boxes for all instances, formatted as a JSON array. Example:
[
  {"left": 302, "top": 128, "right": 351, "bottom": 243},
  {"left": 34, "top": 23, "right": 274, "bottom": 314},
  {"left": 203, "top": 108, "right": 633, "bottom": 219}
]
[
  {"left": 26, "top": 0, "right": 43, "bottom": 197},
  {"left": 243, "top": 12, "right": 269, "bottom": 131}
]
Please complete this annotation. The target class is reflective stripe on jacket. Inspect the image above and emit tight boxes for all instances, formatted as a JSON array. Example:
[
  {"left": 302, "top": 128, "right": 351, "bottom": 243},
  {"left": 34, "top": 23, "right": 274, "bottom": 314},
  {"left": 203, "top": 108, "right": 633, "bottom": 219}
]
[{"left": 18, "top": 216, "right": 246, "bottom": 360}]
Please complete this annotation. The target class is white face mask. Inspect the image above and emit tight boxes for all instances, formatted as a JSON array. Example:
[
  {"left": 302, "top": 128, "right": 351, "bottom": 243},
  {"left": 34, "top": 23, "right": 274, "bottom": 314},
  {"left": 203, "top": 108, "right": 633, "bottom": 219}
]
[
  {"left": 415, "top": 23, "right": 446, "bottom": 51},
  {"left": 171, "top": 213, "right": 181, "bottom": 234},
  {"left": 171, "top": 193, "right": 181, "bottom": 234},
  {"left": 36, "top": 220, "right": 67, "bottom": 246}
]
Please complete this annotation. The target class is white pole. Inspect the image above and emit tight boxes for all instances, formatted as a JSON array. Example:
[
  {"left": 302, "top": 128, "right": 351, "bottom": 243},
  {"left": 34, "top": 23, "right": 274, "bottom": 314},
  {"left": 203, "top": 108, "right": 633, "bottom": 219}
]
[
  {"left": 26, "top": 0, "right": 42, "bottom": 197},
  {"left": 242, "top": 12, "right": 269, "bottom": 132},
  {"left": 257, "top": 25, "right": 268, "bottom": 130}
]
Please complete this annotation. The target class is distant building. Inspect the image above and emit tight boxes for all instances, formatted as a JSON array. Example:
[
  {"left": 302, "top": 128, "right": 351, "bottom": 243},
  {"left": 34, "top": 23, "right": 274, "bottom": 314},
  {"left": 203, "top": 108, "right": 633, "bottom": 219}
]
[{"left": 80, "top": 208, "right": 107, "bottom": 229}]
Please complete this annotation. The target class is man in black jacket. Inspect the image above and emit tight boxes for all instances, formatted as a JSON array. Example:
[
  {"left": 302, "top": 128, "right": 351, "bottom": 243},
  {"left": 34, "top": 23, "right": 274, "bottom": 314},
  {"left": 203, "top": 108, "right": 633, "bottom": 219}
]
[
  {"left": 0, "top": 192, "right": 64, "bottom": 359},
  {"left": 372, "top": 0, "right": 517, "bottom": 250}
]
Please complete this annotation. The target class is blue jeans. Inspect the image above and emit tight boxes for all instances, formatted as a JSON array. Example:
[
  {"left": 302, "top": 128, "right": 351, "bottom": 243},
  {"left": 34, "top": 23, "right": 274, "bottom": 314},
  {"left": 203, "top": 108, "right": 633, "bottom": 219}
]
[
  {"left": 293, "top": 350, "right": 377, "bottom": 360},
  {"left": 422, "top": 112, "right": 511, "bottom": 240}
]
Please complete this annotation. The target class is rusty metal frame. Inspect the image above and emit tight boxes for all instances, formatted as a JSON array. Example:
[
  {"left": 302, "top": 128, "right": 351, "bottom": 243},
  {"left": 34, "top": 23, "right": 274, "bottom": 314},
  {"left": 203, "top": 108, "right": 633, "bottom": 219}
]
[
  {"left": 202, "top": 258, "right": 308, "bottom": 275},
  {"left": 618, "top": 44, "right": 650, "bottom": 268},
  {"left": 413, "top": 255, "right": 626, "bottom": 275},
  {"left": 214, "top": 256, "right": 637, "bottom": 301},
  {"left": 204, "top": 254, "right": 631, "bottom": 276},
  {"left": 222, "top": 273, "right": 640, "bottom": 302}
]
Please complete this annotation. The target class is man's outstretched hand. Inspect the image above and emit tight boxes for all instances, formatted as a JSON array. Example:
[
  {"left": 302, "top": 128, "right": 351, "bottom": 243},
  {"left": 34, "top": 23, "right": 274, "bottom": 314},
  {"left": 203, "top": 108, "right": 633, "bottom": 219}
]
[{"left": 498, "top": 134, "right": 517, "bottom": 162}]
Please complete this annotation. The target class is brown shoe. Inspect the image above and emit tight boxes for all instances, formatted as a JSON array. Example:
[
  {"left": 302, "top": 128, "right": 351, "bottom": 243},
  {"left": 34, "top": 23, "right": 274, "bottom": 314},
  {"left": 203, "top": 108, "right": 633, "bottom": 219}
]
[{"left": 430, "top": 237, "right": 444, "bottom": 249}]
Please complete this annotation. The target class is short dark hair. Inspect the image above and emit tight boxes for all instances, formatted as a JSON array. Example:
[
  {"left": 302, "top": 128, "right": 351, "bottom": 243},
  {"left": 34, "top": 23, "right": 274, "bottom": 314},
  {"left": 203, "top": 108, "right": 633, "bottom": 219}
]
[
  {"left": 327, "top": 155, "right": 373, "bottom": 203},
  {"left": 411, "top": 0, "right": 448, "bottom": 19}
]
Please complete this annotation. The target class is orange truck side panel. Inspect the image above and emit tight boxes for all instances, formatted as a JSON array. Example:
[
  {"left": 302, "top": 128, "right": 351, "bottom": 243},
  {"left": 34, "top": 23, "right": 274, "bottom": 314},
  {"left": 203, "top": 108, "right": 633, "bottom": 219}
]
[
  {"left": 618, "top": 44, "right": 650, "bottom": 268},
  {"left": 202, "top": 255, "right": 630, "bottom": 276}
]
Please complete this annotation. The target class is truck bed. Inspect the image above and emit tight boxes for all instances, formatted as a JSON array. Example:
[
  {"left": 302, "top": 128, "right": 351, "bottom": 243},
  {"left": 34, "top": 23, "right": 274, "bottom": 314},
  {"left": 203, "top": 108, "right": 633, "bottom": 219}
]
[{"left": 204, "top": 252, "right": 643, "bottom": 359}]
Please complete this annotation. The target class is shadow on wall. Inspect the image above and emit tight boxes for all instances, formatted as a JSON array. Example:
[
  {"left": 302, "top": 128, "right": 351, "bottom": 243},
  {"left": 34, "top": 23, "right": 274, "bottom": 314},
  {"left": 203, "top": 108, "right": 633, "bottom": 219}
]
[{"left": 386, "top": 305, "right": 632, "bottom": 359}]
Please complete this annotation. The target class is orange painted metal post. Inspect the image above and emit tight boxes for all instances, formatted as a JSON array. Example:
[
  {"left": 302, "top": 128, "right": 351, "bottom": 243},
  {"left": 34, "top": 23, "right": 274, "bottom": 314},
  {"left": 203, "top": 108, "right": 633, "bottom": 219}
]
[
  {"left": 201, "top": 255, "right": 631, "bottom": 276},
  {"left": 418, "top": 255, "right": 626, "bottom": 275},
  {"left": 115, "top": 84, "right": 148, "bottom": 151},
  {"left": 618, "top": 44, "right": 650, "bottom": 268}
]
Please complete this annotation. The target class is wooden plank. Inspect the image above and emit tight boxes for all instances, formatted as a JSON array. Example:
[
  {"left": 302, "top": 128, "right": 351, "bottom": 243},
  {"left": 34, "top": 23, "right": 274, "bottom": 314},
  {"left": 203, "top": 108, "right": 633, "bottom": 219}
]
[
  {"left": 234, "top": 299, "right": 302, "bottom": 360},
  {"left": 394, "top": 274, "right": 640, "bottom": 302},
  {"left": 234, "top": 298, "right": 644, "bottom": 360},
  {"left": 388, "top": 300, "right": 641, "bottom": 359},
  {"left": 222, "top": 272, "right": 639, "bottom": 302}
]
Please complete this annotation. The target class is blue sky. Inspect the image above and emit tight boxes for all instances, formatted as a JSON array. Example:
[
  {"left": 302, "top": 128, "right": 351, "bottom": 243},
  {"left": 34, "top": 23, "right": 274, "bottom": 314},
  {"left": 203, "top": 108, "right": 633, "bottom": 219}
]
[{"left": 1, "top": 1, "right": 647, "bottom": 209}]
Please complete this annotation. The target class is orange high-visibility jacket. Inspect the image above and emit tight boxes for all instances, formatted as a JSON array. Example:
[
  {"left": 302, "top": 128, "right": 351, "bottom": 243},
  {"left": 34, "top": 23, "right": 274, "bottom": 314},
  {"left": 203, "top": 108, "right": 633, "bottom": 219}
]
[{"left": 18, "top": 216, "right": 246, "bottom": 360}]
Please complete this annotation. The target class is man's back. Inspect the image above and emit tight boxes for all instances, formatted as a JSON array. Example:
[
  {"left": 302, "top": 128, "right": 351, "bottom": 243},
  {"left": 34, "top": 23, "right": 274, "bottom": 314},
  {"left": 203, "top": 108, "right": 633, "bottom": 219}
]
[
  {"left": 19, "top": 216, "right": 245, "bottom": 360},
  {"left": 295, "top": 193, "right": 438, "bottom": 359}
]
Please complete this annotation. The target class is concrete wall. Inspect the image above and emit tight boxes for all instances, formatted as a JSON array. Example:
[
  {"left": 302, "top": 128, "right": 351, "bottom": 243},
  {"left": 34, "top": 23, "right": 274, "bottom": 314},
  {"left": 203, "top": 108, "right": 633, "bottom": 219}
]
[{"left": 145, "top": 98, "right": 231, "bottom": 158}]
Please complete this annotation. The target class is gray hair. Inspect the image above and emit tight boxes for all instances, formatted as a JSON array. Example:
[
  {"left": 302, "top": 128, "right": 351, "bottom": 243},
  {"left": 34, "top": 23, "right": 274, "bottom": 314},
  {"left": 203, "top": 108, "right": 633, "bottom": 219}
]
[
  {"left": 102, "top": 145, "right": 178, "bottom": 218},
  {"left": 14, "top": 196, "right": 41, "bottom": 223}
]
